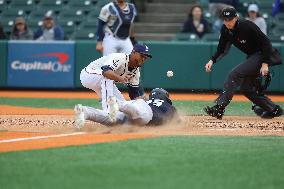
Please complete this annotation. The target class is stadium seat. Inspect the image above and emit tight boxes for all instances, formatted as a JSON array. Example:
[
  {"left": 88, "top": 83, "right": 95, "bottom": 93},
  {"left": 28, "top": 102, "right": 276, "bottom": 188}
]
[
  {"left": 0, "top": 0, "right": 8, "bottom": 13},
  {"left": 87, "top": 8, "right": 100, "bottom": 21},
  {"left": 57, "top": 20, "right": 77, "bottom": 38},
  {"left": 95, "top": 0, "right": 110, "bottom": 8},
  {"left": 29, "top": 9, "right": 56, "bottom": 23},
  {"left": 58, "top": 9, "right": 86, "bottom": 23},
  {"left": 37, "top": 0, "right": 65, "bottom": 13},
  {"left": 274, "top": 13, "right": 284, "bottom": 23},
  {"left": 173, "top": 33, "right": 199, "bottom": 41},
  {"left": 70, "top": 29, "right": 96, "bottom": 40},
  {"left": 27, "top": 19, "right": 43, "bottom": 31},
  {"left": 1, "top": 7, "right": 27, "bottom": 17},
  {"left": 202, "top": 33, "right": 220, "bottom": 41},
  {"left": 78, "top": 20, "right": 97, "bottom": 30},
  {"left": 9, "top": 0, "right": 35, "bottom": 13},
  {"left": 268, "top": 34, "right": 284, "bottom": 42},
  {"left": 66, "top": 0, "right": 98, "bottom": 12}
]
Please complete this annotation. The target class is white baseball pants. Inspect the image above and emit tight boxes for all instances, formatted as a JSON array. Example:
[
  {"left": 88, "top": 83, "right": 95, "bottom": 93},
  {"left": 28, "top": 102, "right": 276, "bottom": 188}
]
[
  {"left": 102, "top": 34, "right": 133, "bottom": 55},
  {"left": 80, "top": 68, "right": 125, "bottom": 112}
]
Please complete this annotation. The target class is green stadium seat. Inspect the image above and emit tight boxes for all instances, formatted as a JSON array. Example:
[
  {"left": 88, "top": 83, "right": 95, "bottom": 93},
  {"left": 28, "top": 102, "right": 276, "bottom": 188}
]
[
  {"left": 57, "top": 20, "right": 77, "bottom": 38},
  {"left": 0, "top": 0, "right": 8, "bottom": 13},
  {"left": 173, "top": 33, "right": 199, "bottom": 41},
  {"left": 37, "top": 0, "right": 65, "bottom": 12},
  {"left": 27, "top": 19, "right": 43, "bottom": 31},
  {"left": 268, "top": 34, "right": 284, "bottom": 42},
  {"left": 70, "top": 29, "right": 96, "bottom": 40},
  {"left": 86, "top": 8, "right": 100, "bottom": 21},
  {"left": 78, "top": 20, "right": 97, "bottom": 30},
  {"left": 1, "top": 8, "right": 27, "bottom": 19},
  {"left": 274, "top": 13, "right": 284, "bottom": 23},
  {"left": 96, "top": 0, "right": 110, "bottom": 8},
  {"left": 202, "top": 33, "right": 220, "bottom": 41},
  {"left": 9, "top": 0, "right": 35, "bottom": 12},
  {"left": 29, "top": 10, "right": 56, "bottom": 23},
  {"left": 58, "top": 9, "right": 86, "bottom": 23},
  {"left": 67, "top": 0, "right": 98, "bottom": 12}
]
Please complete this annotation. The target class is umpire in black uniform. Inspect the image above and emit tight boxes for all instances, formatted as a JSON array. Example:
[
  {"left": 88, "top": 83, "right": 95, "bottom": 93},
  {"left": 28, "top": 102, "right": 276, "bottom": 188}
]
[{"left": 204, "top": 7, "right": 283, "bottom": 119}]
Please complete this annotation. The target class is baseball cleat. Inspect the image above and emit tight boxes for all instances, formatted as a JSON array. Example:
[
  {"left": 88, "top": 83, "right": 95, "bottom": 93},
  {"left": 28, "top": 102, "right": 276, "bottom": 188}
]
[
  {"left": 260, "top": 105, "right": 283, "bottom": 119},
  {"left": 74, "top": 104, "right": 85, "bottom": 129},
  {"left": 107, "top": 96, "right": 119, "bottom": 123},
  {"left": 252, "top": 104, "right": 265, "bottom": 117},
  {"left": 204, "top": 105, "right": 225, "bottom": 120}
]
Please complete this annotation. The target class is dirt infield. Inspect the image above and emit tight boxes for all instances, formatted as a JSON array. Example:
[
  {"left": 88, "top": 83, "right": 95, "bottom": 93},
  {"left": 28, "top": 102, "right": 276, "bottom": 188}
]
[{"left": 0, "top": 91, "right": 284, "bottom": 153}]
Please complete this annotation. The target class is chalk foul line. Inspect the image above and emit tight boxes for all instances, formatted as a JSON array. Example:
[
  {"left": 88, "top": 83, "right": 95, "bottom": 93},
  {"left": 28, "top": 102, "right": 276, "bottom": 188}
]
[{"left": 0, "top": 132, "right": 86, "bottom": 143}]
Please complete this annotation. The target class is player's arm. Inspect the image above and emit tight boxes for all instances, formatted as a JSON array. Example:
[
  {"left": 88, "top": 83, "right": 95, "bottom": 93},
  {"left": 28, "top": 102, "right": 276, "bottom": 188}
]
[
  {"left": 101, "top": 55, "right": 129, "bottom": 83},
  {"left": 211, "top": 26, "right": 231, "bottom": 63},
  {"left": 102, "top": 66, "right": 129, "bottom": 83},
  {"left": 250, "top": 21, "right": 273, "bottom": 75},
  {"left": 96, "top": 5, "right": 109, "bottom": 53},
  {"left": 127, "top": 69, "right": 146, "bottom": 100},
  {"left": 129, "top": 3, "right": 137, "bottom": 45},
  {"left": 205, "top": 26, "right": 231, "bottom": 72},
  {"left": 129, "top": 25, "right": 137, "bottom": 45}
]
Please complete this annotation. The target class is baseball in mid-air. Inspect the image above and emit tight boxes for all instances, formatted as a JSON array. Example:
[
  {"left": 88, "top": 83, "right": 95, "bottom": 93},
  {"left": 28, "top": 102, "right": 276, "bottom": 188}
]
[{"left": 167, "top": 70, "right": 174, "bottom": 77}]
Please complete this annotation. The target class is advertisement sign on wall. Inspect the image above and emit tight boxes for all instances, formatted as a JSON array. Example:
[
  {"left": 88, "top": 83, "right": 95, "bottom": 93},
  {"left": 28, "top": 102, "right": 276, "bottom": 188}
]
[{"left": 7, "top": 41, "right": 75, "bottom": 88}]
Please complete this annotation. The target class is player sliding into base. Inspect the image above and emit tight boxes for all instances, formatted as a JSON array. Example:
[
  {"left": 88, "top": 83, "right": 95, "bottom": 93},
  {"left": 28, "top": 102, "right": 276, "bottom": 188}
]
[
  {"left": 78, "top": 43, "right": 151, "bottom": 123},
  {"left": 74, "top": 88, "right": 179, "bottom": 128}
]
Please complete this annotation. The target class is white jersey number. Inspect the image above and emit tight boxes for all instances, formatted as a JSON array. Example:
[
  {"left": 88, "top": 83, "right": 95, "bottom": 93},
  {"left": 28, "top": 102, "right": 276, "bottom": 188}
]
[{"left": 147, "top": 99, "right": 164, "bottom": 107}]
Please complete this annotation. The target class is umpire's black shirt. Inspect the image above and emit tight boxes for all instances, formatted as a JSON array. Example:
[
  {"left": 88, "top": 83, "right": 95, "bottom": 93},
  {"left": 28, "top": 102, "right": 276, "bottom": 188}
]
[{"left": 211, "top": 18, "right": 273, "bottom": 65}]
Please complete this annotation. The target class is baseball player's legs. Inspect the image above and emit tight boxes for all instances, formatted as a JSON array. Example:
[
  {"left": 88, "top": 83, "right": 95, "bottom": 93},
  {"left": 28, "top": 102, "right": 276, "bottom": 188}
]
[
  {"left": 119, "top": 37, "right": 133, "bottom": 54},
  {"left": 102, "top": 34, "right": 119, "bottom": 55},
  {"left": 82, "top": 105, "right": 127, "bottom": 126},
  {"left": 216, "top": 52, "right": 263, "bottom": 107},
  {"left": 119, "top": 99, "right": 153, "bottom": 125},
  {"left": 240, "top": 78, "right": 277, "bottom": 112},
  {"left": 80, "top": 69, "right": 102, "bottom": 98}
]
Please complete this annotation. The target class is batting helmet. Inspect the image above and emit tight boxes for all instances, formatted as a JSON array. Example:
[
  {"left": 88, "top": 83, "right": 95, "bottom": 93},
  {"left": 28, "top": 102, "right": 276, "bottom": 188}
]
[{"left": 149, "top": 88, "right": 169, "bottom": 101}]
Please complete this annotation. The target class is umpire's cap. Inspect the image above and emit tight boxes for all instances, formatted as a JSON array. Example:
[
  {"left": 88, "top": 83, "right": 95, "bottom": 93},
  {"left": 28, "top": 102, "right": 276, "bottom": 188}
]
[
  {"left": 133, "top": 44, "right": 152, "bottom": 58},
  {"left": 149, "top": 88, "right": 169, "bottom": 101},
  {"left": 221, "top": 7, "right": 237, "bottom": 21}
]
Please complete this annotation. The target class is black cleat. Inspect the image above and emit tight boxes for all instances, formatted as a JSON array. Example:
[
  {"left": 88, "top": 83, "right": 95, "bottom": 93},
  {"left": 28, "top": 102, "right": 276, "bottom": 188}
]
[
  {"left": 252, "top": 105, "right": 265, "bottom": 117},
  {"left": 204, "top": 105, "right": 225, "bottom": 120},
  {"left": 261, "top": 105, "right": 283, "bottom": 119}
]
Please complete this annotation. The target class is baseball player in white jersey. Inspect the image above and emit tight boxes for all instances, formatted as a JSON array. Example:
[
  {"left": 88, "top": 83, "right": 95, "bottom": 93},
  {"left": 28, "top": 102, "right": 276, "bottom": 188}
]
[
  {"left": 74, "top": 88, "right": 179, "bottom": 128},
  {"left": 96, "top": 0, "right": 137, "bottom": 55},
  {"left": 76, "top": 44, "right": 152, "bottom": 128}
]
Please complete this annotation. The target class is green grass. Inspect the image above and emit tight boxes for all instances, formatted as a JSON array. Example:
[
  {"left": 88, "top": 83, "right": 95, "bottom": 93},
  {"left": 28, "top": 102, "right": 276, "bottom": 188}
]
[
  {"left": 1, "top": 97, "right": 284, "bottom": 116},
  {"left": 0, "top": 136, "right": 284, "bottom": 189}
]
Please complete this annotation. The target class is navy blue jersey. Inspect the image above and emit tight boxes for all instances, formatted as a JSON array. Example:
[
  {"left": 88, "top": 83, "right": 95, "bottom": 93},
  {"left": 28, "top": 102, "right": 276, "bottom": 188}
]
[{"left": 146, "top": 98, "right": 177, "bottom": 126}]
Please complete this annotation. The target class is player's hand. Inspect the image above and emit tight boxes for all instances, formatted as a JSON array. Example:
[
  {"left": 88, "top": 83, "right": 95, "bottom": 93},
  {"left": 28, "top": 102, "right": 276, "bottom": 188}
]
[
  {"left": 119, "top": 75, "right": 131, "bottom": 83},
  {"left": 96, "top": 42, "right": 103, "bottom": 53},
  {"left": 260, "top": 63, "right": 269, "bottom": 76},
  {"left": 205, "top": 60, "right": 214, "bottom": 72}
]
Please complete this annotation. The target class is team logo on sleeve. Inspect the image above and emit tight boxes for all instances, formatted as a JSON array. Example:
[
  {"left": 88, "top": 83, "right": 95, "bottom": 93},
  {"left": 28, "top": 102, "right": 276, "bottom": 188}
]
[{"left": 113, "top": 60, "right": 119, "bottom": 67}]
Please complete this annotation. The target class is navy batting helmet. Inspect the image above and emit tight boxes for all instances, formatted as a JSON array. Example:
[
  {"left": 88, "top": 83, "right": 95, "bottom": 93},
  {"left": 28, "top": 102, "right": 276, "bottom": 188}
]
[{"left": 149, "top": 88, "right": 169, "bottom": 101}]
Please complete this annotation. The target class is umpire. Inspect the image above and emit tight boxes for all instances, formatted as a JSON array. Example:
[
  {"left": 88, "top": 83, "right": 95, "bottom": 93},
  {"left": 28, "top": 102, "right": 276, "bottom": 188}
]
[{"left": 204, "top": 7, "right": 283, "bottom": 119}]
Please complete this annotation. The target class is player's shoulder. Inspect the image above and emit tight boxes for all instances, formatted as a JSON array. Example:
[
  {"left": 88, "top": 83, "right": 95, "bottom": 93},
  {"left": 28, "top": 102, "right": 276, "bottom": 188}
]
[{"left": 238, "top": 18, "right": 255, "bottom": 27}]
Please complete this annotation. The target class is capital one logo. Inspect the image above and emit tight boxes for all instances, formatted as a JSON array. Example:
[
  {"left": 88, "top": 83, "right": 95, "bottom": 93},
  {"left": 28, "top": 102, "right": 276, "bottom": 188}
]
[{"left": 11, "top": 52, "right": 72, "bottom": 72}]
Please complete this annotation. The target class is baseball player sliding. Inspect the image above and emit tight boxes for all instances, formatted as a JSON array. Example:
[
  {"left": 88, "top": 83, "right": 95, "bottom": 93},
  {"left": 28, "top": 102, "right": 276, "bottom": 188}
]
[
  {"left": 77, "top": 44, "right": 151, "bottom": 126},
  {"left": 96, "top": 0, "right": 137, "bottom": 55},
  {"left": 74, "top": 88, "right": 179, "bottom": 128}
]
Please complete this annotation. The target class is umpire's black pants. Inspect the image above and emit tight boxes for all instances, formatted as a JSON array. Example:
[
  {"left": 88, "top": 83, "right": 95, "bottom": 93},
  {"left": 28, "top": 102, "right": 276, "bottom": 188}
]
[{"left": 215, "top": 52, "right": 277, "bottom": 112}]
